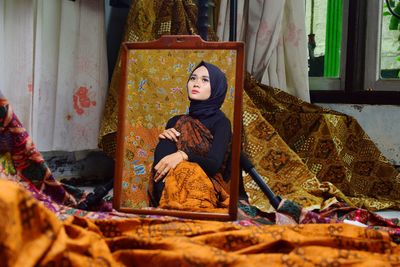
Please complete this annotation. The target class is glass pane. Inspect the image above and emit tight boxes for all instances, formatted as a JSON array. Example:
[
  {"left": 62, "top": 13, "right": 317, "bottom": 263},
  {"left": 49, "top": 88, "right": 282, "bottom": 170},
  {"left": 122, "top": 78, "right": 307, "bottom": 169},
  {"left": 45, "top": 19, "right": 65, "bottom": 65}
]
[
  {"left": 306, "top": 0, "right": 343, "bottom": 78},
  {"left": 380, "top": 0, "right": 400, "bottom": 79}
]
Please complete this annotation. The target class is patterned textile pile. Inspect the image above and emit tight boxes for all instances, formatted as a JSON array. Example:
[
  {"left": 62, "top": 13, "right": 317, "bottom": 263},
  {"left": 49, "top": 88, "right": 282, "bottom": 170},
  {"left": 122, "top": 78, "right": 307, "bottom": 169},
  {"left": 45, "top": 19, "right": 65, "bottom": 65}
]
[
  {"left": 0, "top": 93, "right": 77, "bottom": 206},
  {"left": 243, "top": 76, "right": 400, "bottom": 211},
  {"left": 0, "top": 88, "right": 398, "bottom": 224},
  {"left": 1, "top": 180, "right": 400, "bottom": 267}
]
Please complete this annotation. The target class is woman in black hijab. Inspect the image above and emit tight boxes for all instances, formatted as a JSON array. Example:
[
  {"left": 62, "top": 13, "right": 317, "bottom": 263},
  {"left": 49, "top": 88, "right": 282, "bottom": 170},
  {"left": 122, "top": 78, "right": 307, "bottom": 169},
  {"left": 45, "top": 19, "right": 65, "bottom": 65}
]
[{"left": 149, "top": 61, "right": 232, "bottom": 209}]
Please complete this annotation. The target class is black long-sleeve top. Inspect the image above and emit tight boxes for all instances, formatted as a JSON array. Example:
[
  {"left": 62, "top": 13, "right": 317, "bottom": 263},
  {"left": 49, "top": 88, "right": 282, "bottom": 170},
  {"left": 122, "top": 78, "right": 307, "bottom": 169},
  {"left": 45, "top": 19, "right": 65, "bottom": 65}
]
[{"left": 153, "top": 114, "right": 232, "bottom": 180}]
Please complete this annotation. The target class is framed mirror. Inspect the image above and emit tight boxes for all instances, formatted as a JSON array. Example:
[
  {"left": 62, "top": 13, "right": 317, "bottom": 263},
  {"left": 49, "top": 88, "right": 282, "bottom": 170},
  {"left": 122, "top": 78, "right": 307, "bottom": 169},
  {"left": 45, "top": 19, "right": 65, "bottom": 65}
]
[{"left": 114, "top": 35, "right": 244, "bottom": 220}]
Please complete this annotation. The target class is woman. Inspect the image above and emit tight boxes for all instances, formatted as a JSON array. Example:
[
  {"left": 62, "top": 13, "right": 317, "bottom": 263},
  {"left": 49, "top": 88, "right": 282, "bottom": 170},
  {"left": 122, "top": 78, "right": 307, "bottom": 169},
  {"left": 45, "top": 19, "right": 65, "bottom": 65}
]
[{"left": 149, "top": 61, "right": 232, "bottom": 211}]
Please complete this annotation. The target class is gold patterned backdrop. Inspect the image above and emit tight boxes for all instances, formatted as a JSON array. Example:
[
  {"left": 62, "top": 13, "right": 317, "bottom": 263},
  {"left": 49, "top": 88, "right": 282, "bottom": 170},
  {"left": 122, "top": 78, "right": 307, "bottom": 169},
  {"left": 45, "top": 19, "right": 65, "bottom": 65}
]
[{"left": 118, "top": 49, "right": 236, "bottom": 208}]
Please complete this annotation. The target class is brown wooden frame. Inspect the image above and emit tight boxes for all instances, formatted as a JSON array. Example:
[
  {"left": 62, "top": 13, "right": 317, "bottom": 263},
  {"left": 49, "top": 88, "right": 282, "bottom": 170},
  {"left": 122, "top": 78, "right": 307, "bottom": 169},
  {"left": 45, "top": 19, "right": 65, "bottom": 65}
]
[{"left": 114, "top": 35, "right": 244, "bottom": 221}]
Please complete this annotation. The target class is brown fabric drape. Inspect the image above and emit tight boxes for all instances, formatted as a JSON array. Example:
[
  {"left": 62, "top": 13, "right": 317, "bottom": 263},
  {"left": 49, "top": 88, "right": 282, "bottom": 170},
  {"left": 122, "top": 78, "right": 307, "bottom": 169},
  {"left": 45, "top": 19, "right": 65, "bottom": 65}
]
[{"left": 243, "top": 75, "right": 400, "bottom": 211}]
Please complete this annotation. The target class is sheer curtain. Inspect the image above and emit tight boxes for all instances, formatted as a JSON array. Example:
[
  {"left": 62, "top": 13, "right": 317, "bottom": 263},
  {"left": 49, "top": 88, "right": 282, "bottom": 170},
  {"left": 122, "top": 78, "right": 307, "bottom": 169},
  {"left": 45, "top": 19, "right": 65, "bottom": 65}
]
[
  {"left": 0, "top": 0, "right": 108, "bottom": 151},
  {"left": 217, "top": 0, "right": 310, "bottom": 102}
]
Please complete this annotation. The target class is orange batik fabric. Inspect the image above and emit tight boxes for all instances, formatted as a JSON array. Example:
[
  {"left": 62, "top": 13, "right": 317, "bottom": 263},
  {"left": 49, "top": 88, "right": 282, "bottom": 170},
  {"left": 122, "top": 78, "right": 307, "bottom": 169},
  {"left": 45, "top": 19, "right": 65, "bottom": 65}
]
[
  {"left": 156, "top": 115, "right": 230, "bottom": 212},
  {"left": 159, "top": 162, "right": 229, "bottom": 212},
  {"left": 1, "top": 179, "right": 400, "bottom": 267}
]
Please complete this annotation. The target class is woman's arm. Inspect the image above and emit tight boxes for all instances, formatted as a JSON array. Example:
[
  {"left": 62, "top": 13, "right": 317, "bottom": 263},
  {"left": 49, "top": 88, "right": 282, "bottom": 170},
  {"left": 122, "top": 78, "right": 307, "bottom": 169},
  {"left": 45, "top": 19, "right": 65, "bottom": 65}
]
[
  {"left": 153, "top": 115, "right": 181, "bottom": 166},
  {"left": 153, "top": 115, "right": 185, "bottom": 182},
  {"left": 185, "top": 117, "right": 232, "bottom": 177}
]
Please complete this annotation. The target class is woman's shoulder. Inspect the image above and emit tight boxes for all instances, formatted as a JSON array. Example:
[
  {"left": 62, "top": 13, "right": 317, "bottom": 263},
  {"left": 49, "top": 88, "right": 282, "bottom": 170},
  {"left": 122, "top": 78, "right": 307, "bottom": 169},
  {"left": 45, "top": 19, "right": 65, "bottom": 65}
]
[
  {"left": 217, "top": 113, "right": 231, "bottom": 125},
  {"left": 213, "top": 114, "right": 231, "bottom": 130}
]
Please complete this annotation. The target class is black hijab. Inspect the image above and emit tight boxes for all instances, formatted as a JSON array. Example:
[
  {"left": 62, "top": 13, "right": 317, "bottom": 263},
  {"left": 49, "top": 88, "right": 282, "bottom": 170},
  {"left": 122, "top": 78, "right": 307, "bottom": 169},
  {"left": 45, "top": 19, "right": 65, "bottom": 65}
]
[{"left": 187, "top": 61, "right": 228, "bottom": 129}]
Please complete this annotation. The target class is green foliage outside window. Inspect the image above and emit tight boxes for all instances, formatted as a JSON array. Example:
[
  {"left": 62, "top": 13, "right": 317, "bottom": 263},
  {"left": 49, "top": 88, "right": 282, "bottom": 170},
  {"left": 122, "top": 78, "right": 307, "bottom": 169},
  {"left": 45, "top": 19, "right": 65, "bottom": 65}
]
[{"left": 383, "top": 0, "right": 400, "bottom": 77}]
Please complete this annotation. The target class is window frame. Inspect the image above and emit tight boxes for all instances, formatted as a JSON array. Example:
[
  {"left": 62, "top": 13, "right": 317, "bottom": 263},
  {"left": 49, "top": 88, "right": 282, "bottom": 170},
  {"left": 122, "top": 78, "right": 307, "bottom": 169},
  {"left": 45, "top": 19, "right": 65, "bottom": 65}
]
[
  {"left": 309, "top": 0, "right": 349, "bottom": 91},
  {"left": 365, "top": 0, "right": 400, "bottom": 92},
  {"left": 309, "top": 0, "right": 400, "bottom": 104}
]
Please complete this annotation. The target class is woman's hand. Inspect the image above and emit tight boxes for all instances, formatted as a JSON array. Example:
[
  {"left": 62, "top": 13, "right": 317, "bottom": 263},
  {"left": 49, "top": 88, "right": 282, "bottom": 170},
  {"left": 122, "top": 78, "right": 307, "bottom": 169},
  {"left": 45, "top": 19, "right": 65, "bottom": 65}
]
[
  {"left": 154, "top": 151, "right": 188, "bottom": 182},
  {"left": 159, "top": 128, "right": 181, "bottom": 142}
]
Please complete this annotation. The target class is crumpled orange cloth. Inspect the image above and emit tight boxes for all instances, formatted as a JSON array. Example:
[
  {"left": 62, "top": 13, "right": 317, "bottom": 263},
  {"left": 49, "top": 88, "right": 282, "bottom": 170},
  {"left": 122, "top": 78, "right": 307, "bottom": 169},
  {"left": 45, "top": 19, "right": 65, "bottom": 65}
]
[
  {"left": 159, "top": 161, "right": 229, "bottom": 212},
  {"left": 1, "top": 179, "right": 400, "bottom": 267}
]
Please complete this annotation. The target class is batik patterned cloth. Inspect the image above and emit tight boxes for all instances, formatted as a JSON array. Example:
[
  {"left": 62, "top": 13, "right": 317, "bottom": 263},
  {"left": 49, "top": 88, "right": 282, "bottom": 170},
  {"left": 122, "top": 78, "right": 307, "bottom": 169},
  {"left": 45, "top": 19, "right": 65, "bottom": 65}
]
[
  {"left": 159, "top": 161, "right": 229, "bottom": 212},
  {"left": 1, "top": 179, "right": 400, "bottom": 266},
  {"left": 243, "top": 75, "right": 400, "bottom": 211},
  {"left": 0, "top": 94, "right": 77, "bottom": 206},
  {"left": 0, "top": 99, "right": 399, "bottom": 255},
  {"left": 2, "top": 86, "right": 399, "bottom": 239}
]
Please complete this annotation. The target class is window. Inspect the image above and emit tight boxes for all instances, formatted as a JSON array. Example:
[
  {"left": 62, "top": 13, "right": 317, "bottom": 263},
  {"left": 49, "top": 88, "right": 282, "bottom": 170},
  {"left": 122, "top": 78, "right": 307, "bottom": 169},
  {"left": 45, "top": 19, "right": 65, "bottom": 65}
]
[
  {"left": 365, "top": 0, "right": 400, "bottom": 91},
  {"left": 306, "top": 0, "right": 400, "bottom": 104},
  {"left": 306, "top": 0, "right": 348, "bottom": 90}
]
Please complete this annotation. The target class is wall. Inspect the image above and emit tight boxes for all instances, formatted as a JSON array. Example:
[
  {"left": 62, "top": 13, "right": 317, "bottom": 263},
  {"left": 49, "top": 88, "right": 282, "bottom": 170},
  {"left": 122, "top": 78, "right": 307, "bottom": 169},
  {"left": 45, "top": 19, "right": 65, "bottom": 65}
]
[{"left": 317, "top": 103, "right": 400, "bottom": 166}]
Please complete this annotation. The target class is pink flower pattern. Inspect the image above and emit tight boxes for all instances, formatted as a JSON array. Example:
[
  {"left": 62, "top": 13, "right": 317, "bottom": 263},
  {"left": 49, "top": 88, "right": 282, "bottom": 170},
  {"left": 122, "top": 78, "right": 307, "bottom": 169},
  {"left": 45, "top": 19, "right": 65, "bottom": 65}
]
[{"left": 73, "top": 86, "right": 97, "bottom": 115}]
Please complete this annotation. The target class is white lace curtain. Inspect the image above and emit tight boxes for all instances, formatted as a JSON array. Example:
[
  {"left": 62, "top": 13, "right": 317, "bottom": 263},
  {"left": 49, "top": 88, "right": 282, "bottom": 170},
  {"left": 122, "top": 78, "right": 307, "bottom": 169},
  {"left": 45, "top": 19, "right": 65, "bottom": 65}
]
[
  {"left": 0, "top": 0, "right": 108, "bottom": 151},
  {"left": 217, "top": 0, "right": 310, "bottom": 102}
]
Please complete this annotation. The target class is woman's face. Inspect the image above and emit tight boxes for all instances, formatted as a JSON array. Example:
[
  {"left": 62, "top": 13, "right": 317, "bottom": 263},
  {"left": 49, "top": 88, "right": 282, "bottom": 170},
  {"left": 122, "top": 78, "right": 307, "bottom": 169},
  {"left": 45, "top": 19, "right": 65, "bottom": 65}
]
[{"left": 187, "top": 66, "right": 211, "bottom": 101}]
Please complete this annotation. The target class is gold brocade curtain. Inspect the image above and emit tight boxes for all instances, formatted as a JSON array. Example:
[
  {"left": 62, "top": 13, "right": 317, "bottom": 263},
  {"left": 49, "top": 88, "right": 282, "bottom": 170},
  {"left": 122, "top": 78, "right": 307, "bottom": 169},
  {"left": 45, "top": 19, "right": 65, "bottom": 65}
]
[{"left": 99, "top": 0, "right": 400, "bottom": 212}]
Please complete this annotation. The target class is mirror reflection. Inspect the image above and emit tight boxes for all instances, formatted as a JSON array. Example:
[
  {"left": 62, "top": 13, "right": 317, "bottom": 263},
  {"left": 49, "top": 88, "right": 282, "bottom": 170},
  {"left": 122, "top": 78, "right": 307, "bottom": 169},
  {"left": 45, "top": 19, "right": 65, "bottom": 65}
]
[
  {"left": 116, "top": 45, "right": 239, "bottom": 215},
  {"left": 149, "top": 61, "right": 232, "bottom": 212}
]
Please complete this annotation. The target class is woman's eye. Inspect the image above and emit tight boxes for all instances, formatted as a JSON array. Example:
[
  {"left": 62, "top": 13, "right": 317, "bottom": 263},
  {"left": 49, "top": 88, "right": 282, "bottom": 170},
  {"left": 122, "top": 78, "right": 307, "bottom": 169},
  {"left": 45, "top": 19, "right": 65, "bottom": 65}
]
[
  {"left": 202, "top": 78, "right": 209, "bottom": 82},
  {"left": 189, "top": 76, "right": 196, "bottom": 81}
]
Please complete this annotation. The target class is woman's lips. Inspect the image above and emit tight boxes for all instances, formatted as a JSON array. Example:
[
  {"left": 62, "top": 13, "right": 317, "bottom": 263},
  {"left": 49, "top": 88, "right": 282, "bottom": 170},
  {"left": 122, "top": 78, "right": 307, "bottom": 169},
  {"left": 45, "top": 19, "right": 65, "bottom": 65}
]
[{"left": 191, "top": 89, "right": 199, "bottom": 94}]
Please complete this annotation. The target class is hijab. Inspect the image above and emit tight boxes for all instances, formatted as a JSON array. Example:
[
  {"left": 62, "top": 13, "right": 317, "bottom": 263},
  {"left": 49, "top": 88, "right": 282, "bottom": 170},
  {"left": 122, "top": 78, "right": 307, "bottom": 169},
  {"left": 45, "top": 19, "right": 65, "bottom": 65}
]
[{"left": 187, "top": 61, "right": 228, "bottom": 129}]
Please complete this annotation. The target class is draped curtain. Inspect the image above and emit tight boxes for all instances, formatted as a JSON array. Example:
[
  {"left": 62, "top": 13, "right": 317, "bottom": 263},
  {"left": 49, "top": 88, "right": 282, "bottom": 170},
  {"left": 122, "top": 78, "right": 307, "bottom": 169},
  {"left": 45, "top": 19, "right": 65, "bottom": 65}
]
[
  {"left": 0, "top": 0, "right": 108, "bottom": 151},
  {"left": 217, "top": 0, "right": 310, "bottom": 102}
]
